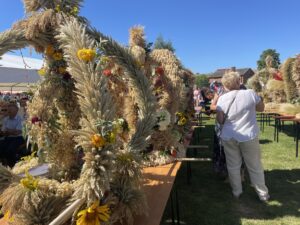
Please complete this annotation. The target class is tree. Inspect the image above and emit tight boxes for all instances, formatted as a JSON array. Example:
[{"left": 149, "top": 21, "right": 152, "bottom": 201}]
[
  {"left": 195, "top": 74, "right": 209, "bottom": 88},
  {"left": 153, "top": 35, "right": 175, "bottom": 52},
  {"left": 257, "top": 49, "right": 281, "bottom": 70}
]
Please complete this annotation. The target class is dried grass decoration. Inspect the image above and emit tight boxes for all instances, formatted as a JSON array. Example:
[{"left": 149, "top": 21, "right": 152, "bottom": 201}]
[
  {"left": 0, "top": 1, "right": 193, "bottom": 224},
  {"left": 266, "top": 79, "right": 285, "bottom": 91}
]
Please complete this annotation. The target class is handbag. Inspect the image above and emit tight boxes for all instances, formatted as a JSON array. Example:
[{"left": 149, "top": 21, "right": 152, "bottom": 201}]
[{"left": 216, "top": 90, "right": 238, "bottom": 139}]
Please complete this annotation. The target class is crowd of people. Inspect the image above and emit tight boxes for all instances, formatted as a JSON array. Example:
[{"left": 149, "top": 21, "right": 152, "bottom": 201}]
[
  {"left": 0, "top": 93, "right": 29, "bottom": 167},
  {"left": 194, "top": 72, "right": 269, "bottom": 202}
]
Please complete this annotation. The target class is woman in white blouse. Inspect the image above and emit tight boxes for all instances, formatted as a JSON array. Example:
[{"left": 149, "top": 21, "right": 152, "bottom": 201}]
[{"left": 216, "top": 72, "right": 269, "bottom": 202}]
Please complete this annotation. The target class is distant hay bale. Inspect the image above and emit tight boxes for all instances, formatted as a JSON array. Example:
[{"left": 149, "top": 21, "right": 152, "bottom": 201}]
[
  {"left": 292, "top": 55, "right": 300, "bottom": 94},
  {"left": 282, "top": 57, "right": 297, "bottom": 102},
  {"left": 266, "top": 79, "right": 285, "bottom": 91},
  {"left": 265, "top": 102, "right": 280, "bottom": 112},
  {"left": 278, "top": 103, "right": 300, "bottom": 115}
]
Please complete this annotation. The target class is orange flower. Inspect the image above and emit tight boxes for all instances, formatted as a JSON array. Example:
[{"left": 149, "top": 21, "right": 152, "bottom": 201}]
[
  {"left": 45, "top": 45, "right": 55, "bottom": 56},
  {"left": 91, "top": 134, "right": 106, "bottom": 148}
]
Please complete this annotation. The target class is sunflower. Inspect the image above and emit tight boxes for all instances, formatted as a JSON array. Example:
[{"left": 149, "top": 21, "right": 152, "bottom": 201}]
[
  {"left": 77, "top": 201, "right": 110, "bottom": 225},
  {"left": 77, "top": 49, "right": 96, "bottom": 62}
]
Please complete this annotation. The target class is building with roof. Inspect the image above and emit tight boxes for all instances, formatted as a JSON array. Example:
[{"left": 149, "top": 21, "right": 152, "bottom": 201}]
[
  {"left": 207, "top": 67, "right": 255, "bottom": 84},
  {"left": 0, "top": 54, "right": 43, "bottom": 93}
]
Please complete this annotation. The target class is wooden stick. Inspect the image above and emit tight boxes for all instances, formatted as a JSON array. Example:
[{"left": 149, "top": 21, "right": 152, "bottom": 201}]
[
  {"left": 186, "top": 145, "right": 209, "bottom": 149},
  {"left": 176, "top": 158, "right": 212, "bottom": 162},
  {"left": 49, "top": 199, "right": 85, "bottom": 225}
]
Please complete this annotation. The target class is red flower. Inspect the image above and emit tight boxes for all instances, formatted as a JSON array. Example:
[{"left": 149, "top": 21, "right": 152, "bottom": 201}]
[
  {"left": 154, "top": 76, "right": 163, "bottom": 88},
  {"left": 171, "top": 149, "right": 177, "bottom": 157},
  {"left": 31, "top": 117, "right": 40, "bottom": 124},
  {"left": 103, "top": 69, "right": 112, "bottom": 77},
  {"left": 155, "top": 67, "right": 164, "bottom": 76},
  {"left": 273, "top": 72, "right": 283, "bottom": 81}
]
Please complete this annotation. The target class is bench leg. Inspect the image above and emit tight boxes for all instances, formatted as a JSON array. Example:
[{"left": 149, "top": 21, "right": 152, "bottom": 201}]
[
  {"left": 187, "top": 161, "right": 192, "bottom": 184},
  {"left": 170, "top": 192, "right": 175, "bottom": 225},
  {"left": 274, "top": 118, "right": 277, "bottom": 141},
  {"left": 263, "top": 113, "right": 265, "bottom": 132},
  {"left": 296, "top": 123, "right": 299, "bottom": 158},
  {"left": 277, "top": 119, "right": 279, "bottom": 143},
  {"left": 175, "top": 188, "right": 180, "bottom": 225}
]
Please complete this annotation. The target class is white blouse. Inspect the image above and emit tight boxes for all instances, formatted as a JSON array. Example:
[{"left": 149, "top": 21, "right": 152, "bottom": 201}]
[{"left": 216, "top": 89, "right": 261, "bottom": 142}]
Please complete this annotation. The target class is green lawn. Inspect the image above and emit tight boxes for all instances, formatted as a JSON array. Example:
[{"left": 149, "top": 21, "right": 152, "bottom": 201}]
[{"left": 161, "top": 116, "right": 300, "bottom": 225}]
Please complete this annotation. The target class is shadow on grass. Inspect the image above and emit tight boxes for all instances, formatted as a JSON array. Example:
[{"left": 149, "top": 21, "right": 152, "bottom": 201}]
[
  {"left": 161, "top": 120, "right": 300, "bottom": 225},
  {"left": 161, "top": 168, "right": 300, "bottom": 225},
  {"left": 259, "top": 139, "right": 273, "bottom": 144}
]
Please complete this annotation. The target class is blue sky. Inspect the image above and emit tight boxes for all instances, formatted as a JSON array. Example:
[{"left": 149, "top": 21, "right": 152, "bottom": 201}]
[{"left": 1, "top": 0, "right": 300, "bottom": 73}]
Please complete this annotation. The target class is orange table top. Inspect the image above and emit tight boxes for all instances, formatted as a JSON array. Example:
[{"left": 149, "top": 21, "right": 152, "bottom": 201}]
[
  {"left": 0, "top": 162, "right": 182, "bottom": 225},
  {"left": 0, "top": 218, "right": 6, "bottom": 225},
  {"left": 133, "top": 162, "right": 182, "bottom": 225}
]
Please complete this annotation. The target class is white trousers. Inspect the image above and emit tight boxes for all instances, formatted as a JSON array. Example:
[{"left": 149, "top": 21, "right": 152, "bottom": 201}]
[{"left": 222, "top": 137, "right": 269, "bottom": 198}]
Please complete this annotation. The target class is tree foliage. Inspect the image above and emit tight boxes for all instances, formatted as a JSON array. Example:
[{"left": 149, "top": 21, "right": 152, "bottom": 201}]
[
  {"left": 194, "top": 74, "right": 209, "bottom": 88},
  {"left": 257, "top": 49, "right": 281, "bottom": 70},
  {"left": 153, "top": 35, "right": 175, "bottom": 52}
]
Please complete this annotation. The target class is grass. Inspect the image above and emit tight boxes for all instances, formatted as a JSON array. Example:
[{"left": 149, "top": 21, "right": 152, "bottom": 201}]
[{"left": 161, "top": 116, "right": 300, "bottom": 225}]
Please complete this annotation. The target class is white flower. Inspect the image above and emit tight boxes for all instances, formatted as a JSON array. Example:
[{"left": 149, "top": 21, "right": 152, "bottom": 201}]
[{"left": 156, "top": 109, "right": 171, "bottom": 131}]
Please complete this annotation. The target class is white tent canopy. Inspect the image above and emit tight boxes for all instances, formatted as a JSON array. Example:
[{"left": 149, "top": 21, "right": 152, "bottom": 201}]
[{"left": 0, "top": 54, "right": 43, "bottom": 92}]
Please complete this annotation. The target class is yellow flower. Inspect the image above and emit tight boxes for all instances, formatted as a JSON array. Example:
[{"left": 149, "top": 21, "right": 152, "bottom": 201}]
[
  {"left": 107, "top": 131, "right": 116, "bottom": 143},
  {"left": 45, "top": 45, "right": 55, "bottom": 56},
  {"left": 135, "top": 60, "right": 144, "bottom": 68},
  {"left": 178, "top": 117, "right": 187, "bottom": 126},
  {"left": 38, "top": 68, "right": 46, "bottom": 76},
  {"left": 58, "top": 67, "right": 67, "bottom": 74},
  {"left": 21, "top": 151, "right": 36, "bottom": 162},
  {"left": 176, "top": 112, "right": 184, "bottom": 117},
  {"left": 77, "top": 201, "right": 110, "bottom": 225},
  {"left": 4, "top": 210, "right": 14, "bottom": 222},
  {"left": 20, "top": 170, "right": 38, "bottom": 191},
  {"left": 77, "top": 49, "right": 96, "bottom": 62},
  {"left": 100, "top": 56, "right": 110, "bottom": 64},
  {"left": 72, "top": 6, "right": 79, "bottom": 15},
  {"left": 91, "top": 134, "right": 106, "bottom": 148},
  {"left": 53, "top": 52, "right": 63, "bottom": 61},
  {"left": 55, "top": 4, "right": 61, "bottom": 12}
]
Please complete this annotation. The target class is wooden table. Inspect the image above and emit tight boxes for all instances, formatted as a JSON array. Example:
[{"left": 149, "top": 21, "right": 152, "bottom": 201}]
[
  {"left": 0, "top": 217, "right": 6, "bottom": 225},
  {"left": 134, "top": 162, "right": 182, "bottom": 225},
  {"left": 0, "top": 162, "right": 182, "bottom": 225}
]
